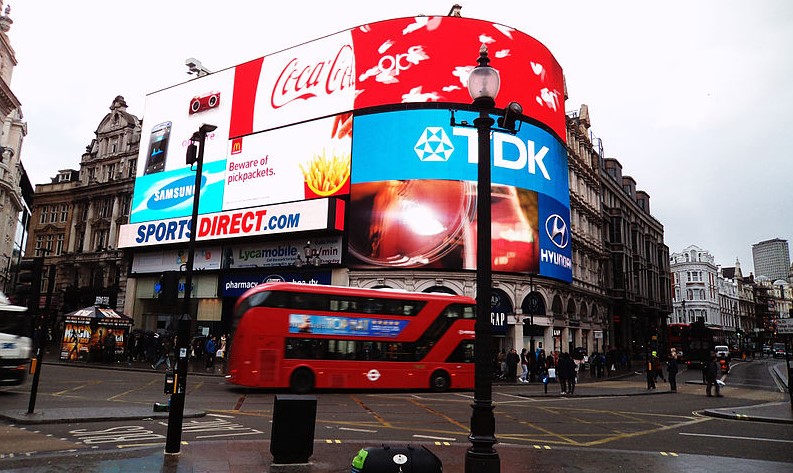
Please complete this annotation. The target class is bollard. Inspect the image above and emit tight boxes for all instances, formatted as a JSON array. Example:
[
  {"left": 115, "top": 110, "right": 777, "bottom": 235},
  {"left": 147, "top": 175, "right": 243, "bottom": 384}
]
[{"left": 271, "top": 394, "right": 317, "bottom": 464}]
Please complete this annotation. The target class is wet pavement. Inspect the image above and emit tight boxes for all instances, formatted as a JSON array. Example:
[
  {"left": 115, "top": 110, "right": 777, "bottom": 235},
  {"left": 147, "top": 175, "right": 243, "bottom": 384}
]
[{"left": 0, "top": 355, "right": 790, "bottom": 472}]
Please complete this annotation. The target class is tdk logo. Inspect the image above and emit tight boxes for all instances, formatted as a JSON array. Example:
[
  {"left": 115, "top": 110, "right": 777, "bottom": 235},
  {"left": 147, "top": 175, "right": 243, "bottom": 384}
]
[
  {"left": 413, "top": 125, "right": 553, "bottom": 180},
  {"left": 147, "top": 175, "right": 203, "bottom": 210},
  {"left": 453, "top": 128, "right": 552, "bottom": 180},
  {"left": 414, "top": 127, "right": 454, "bottom": 161}
]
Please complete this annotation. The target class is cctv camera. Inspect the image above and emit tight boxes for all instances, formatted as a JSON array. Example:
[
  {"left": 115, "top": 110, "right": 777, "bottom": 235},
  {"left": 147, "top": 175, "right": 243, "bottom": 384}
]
[{"left": 185, "top": 57, "right": 200, "bottom": 68}]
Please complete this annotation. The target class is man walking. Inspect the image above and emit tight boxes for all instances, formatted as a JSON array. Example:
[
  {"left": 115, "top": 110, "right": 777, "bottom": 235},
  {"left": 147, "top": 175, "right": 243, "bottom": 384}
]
[
  {"left": 704, "top": 354, "right": 722, "bottom": 397},
  {"left": 667, "top": 349, "right": 679, "bottom": 392}
]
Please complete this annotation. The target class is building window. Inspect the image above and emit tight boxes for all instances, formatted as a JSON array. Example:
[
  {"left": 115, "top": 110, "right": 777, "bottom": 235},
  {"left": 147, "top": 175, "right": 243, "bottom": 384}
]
[
  {"left": 127, "top": 159, "right": 137, "bottom": 178},
  {"left": 39, "top": 206, "right": 48, "bottom": 224},
  {"left": 94, "top": 229, "right": 109, "bottom": 251},
  {"left": 49, "top": 206, "right": 58, "bottom": 223},
  {"left": 60, "top": 204, "right": 68, "bottom": 222},
  {"left": 35, "top": 235, "right": 44, "bottom": 255},
  {"left": 56, "top": 234, "right": 64, "bottom": 255},
  {"left": 98, "top": 197, "right": 113, "bottom": 219}
]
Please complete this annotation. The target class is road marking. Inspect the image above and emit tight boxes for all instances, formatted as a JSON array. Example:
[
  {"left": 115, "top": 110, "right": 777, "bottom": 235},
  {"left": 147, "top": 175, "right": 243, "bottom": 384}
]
[
  {"left": 660, "top": 451, "right": 678, "bottom": 456},
  {"left": 324, "top": 439, "right": 342, "bottom": 444},
  {"left": 339, "top": 427, "right": 378, "bottom": 433},
  {"left": 207, "top": 413, "right": 236, "bottom": 419},
  {"left": 408, "top": 398, "right": 469, "bottom": 431},
  {"left": 196, "top": 431, "right": 263, "bottom": 439},
  {"left": 412, "top": 434, "right": 456, "bottom": 441},
  {"left": 433, "top": 441, "right": 451, "bottom": 446},
  {"left": 680, "top": 432, "right": 793, "bottom": 444}
]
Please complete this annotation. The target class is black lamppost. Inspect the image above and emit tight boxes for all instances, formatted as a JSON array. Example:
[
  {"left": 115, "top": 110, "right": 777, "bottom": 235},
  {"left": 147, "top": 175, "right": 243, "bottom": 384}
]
[
  {"left": 451, "top": 44, "right": 522, "bottom": 473},
  {"left": 466, "top": 44, "right": 500, "bottom": 473},
  {"left": 164, "top": 123, "right": 216, "bottom": 455}
]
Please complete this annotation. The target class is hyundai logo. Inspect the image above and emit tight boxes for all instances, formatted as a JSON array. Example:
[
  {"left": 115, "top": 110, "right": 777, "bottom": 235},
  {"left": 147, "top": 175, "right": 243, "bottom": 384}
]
[{"left": 545, "top": 214, "right": 569, "bottom": 249}]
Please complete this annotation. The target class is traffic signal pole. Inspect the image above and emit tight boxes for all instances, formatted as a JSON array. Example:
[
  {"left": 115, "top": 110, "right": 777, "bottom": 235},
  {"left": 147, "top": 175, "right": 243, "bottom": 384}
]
[{"left": 165, "top": 123, "right": 216, "bottom": 455}]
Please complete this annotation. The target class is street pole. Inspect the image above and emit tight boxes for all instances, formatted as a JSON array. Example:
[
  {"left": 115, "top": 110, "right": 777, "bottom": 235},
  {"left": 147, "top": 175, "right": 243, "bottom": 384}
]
[
  {"left": 165, "top": 123, "right": 216, "bottom": 455},
  {"left": 466, "top": 45, "right": 499, "bottom": 473}
]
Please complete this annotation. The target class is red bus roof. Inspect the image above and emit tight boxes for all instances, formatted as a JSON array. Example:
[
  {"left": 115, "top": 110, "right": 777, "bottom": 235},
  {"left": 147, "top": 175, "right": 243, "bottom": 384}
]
[{"left": 236, "top": 282, "right": 475, "bottom": 307}]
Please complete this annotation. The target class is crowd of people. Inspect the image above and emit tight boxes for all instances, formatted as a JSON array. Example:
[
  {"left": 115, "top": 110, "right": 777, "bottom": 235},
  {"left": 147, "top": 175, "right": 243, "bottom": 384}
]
[{"left": 124, "top": 330, "right": 228, "bottom": 372}]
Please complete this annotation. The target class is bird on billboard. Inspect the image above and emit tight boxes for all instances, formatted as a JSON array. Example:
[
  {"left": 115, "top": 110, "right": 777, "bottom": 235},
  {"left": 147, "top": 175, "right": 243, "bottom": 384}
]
[{"left": 448, "top": 4, "right": 462, "bottom": 17}]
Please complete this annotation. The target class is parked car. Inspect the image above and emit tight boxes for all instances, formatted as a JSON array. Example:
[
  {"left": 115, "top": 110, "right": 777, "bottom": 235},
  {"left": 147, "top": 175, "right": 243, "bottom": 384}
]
[{"left": 772, "top": 343, "right": 787, "bottom": 358}]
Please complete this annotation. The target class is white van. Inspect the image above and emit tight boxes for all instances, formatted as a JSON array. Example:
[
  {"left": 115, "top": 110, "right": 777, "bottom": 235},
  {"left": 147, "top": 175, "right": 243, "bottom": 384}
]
[{"left": 715, "top": 345, "right": 729, "bottom": 360}]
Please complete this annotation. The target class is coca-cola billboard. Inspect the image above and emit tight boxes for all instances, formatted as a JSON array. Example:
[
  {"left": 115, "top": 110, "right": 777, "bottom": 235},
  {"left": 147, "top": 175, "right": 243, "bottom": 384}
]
[{"left": 230, "top": 15, "right": 564, "bottom": 141}]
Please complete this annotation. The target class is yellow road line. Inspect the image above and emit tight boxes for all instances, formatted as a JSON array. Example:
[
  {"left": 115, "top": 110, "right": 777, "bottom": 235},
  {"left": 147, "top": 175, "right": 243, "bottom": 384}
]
[{"left": 408, "top": 398, "right": 470, "bottom": 432}]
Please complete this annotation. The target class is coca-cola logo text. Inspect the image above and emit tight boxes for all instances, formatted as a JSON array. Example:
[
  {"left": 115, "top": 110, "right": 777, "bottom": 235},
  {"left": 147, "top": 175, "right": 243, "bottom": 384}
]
[{"left": 271, "top": 44, "right": 355, "bottom": 109}]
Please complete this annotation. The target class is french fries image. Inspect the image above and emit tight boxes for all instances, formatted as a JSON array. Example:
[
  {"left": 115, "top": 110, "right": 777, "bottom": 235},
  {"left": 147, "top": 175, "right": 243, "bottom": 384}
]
[{"left": 300, "top": 150, "right": 351, "bottom": 195}]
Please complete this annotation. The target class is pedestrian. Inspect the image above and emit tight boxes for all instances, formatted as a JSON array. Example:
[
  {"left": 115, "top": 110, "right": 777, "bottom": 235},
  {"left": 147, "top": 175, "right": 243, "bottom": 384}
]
[
  {"left": 506, "top": 348, "right": 520, "bottom": 383},
  {"left": 519, "top": 348, "right": 529, "bottom": 382},
  {"left": 497, "top": 349, "right": 507, "bottom": 380},
  {"left": 559, "top": 352, "right": 577, "bottom": 395},
  {"left": 667, "top": 349, "right": 679, "bottom": 392},
  {"left": 646, "top": 356, "right": 657, "bottom": 390},
  {"left": 103, "top": 331, "right": 116, "bottom": 363},
  {"left": 556, "top": 354, "right": 568, "bottom": 394},
  {"left": 205, "top": 336, "right": 218, "bottom": 370},
  {"left": 704, "top": 354, "right": 722, "bottom": 397},
  {"left": 152, "top": 335, "right": 174, "bottom": 370},
  {"left": 652, "top": 352, "right": 666, "bottom": 382}
]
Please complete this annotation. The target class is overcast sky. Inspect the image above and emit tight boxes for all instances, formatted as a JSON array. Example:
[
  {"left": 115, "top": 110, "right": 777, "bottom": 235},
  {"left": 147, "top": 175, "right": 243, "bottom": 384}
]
[{"left": 8, "top": 0, "right": 793, "bottom": 275}]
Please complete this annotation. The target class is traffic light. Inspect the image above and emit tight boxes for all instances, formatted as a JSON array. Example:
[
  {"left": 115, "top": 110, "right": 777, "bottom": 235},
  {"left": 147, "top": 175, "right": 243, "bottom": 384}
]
[
  {"left": 15, "top": 257, "right": 44, "bottom": 311},
  {"left": 158, "top": 271, "right": 180, "bottom": 305}
]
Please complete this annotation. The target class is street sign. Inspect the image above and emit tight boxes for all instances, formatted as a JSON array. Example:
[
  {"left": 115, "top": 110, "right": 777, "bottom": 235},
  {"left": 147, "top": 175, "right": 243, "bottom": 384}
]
[{"left": 776, "top": 318, "right": 793, "bottom": 335}]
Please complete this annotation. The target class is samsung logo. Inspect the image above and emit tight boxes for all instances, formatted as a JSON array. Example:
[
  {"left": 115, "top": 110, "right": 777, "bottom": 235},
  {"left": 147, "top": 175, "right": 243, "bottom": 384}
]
[{"left": 146, "top": 175, "right": 204, "bottom": 210}]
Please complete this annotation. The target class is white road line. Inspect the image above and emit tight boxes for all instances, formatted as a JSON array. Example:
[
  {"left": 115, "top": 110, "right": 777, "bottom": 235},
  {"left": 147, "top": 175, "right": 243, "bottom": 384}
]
[
  {"left": 207, "top": 413, "right": 236, "bottom": 418},
  {"left": 680, "top": 432, "right": 793, "bottom": 444},
  {"left": 413, "top": 434, "right": 457, "bottom": 442},
  {"left": 338, "top": 427, "right": 378, "bottom": 433},
  {"left": 195, "top": 431, "right": 264, "bottom": 439}
]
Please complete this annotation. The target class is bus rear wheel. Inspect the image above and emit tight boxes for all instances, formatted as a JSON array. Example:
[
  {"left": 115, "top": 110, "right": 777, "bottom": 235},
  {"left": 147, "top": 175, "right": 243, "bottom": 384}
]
[
  {"left": 290, "top": 368, "right": 315, "bottom": 394},
  {"left": 430, "top": 370, "right": 450, "bottom": 392}
]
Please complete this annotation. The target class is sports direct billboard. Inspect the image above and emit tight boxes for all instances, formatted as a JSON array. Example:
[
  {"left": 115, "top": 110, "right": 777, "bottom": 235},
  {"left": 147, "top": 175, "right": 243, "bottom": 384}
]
[{"left": 123, "top": 15, "right": 569, "bottom": 281}]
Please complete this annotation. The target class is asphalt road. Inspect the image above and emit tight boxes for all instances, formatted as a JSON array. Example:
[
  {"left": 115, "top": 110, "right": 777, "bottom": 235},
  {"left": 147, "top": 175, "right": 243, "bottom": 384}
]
[{"left": 0, "top": 358, "right": 791, "bottom": 471}]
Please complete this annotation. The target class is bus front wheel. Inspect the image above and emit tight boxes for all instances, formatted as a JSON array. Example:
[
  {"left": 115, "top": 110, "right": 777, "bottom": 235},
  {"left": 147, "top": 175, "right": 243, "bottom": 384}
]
[
  {"left": 290, "top": 368, "right": 315, "bottom": 394},
  {"left": 430, "top": 370, "right": 450, "bottom": 392}
]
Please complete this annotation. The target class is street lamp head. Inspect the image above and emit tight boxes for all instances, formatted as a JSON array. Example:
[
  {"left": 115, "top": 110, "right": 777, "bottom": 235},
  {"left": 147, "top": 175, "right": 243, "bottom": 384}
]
[
  {"left": 199, "top": 123, "right": 218, "bottom": 134},
  {"left": 468, "top": 44, "right": 500, "bottom": 109}
]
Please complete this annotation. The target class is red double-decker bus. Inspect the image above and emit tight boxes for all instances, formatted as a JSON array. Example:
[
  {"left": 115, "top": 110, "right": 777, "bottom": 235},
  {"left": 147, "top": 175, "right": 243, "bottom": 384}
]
[
  {"left": 667, "top": 321, "right": 715, "bottom": 367},
  {"left": 226, "top": 282, "right": 477, "bottom": 393}
]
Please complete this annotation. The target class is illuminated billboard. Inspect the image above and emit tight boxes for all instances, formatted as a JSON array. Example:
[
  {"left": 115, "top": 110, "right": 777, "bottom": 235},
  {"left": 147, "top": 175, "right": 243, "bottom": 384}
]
[
  {"left": 348, "top": 109, "right": 571, "bottom": 281},
  {"left": 124, "top": 15, "right": 568, "bottom": 281}
]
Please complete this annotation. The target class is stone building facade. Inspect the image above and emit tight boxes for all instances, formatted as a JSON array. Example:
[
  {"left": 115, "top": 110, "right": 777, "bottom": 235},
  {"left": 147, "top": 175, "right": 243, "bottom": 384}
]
[
  {"left": 599, "top": 145, "right": 672, "bottom": 357},
  {"left": 26, "top": 96, "right": 139, "bottom": 316},
  {"left": 0, "top": 4, "right": 31, "bottom": 293}
]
